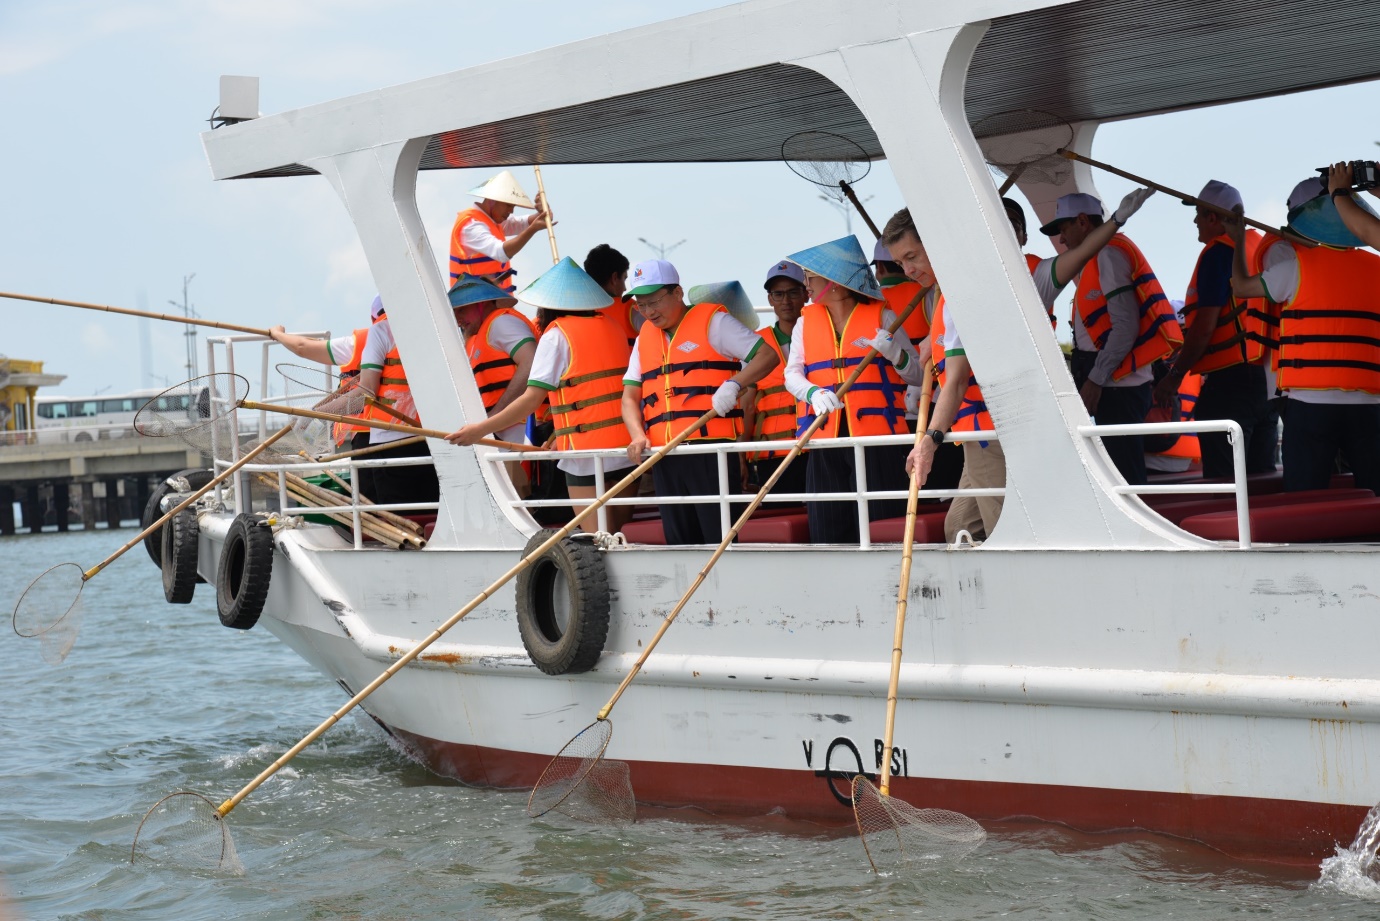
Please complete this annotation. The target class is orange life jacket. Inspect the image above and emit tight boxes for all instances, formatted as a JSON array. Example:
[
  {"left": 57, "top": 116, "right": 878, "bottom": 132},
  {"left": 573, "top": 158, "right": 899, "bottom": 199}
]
[
  {"left": 468, "top": 307, "right": 539, "bottom": 411},
  {"left": 1149, "top": 371, "right": 1202, "bottom": 461},
  {"left": 881, "top": 280, "right": 931, "bottom": 343},
  {"left": 1267, "top": 240, "right": 1380, "bottom": 394},
  {"left": 1183, "top": 232, "right": 1268, "bottom": 373},
  {"left": 746, "top": 326, "right": 797, "bottom": 460},
  {"left": 930, "top": 297, "right": 990, "bottom": 433},
  {"left": 1074, "top": 234, "right": 1184, "bottom": 380},
  {"left": 547, "top": 315, "right": 633, "bottom": 451},
  {"left": 797, "top": 300, "right": 907, "bottom": 439},
  {"left": 360, "top": 344, "right": 416, "bottom": 431},
  {"left": 449, "top": 207, "right": 516, "bottom": 291},
  {"left": 637, "top": 302, "right": 744, "bottom": 446},
  {"left": 330, "top": 327, "right": 372, "bottom": 445},
  {"left": 1024, "top": 253, "right": 1057, "bottom": 330},
  {"left": 602, "top": 299, "right": 640, "bottom": 348}
]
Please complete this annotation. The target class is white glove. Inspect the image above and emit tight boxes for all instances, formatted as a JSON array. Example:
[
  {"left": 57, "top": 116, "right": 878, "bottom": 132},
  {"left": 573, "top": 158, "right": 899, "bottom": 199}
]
[
  {"left": 868, "top": 328, "right": 904, "bottom": 365},
  {"left": 1114, "top": 187, "right": 1154, "bottom": 225},
  {"left": 904, "top": 385, "right": 922, "bottom": 417},
  {"left": 711, "top": 380, "right": 741, "bottom": 416},
  {"left": 810, "top": 388, "right": 842, "bottom": 415}
]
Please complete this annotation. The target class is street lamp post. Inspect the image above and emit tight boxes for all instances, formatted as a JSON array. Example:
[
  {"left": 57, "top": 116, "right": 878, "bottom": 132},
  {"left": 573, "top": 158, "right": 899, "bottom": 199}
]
[{"left": 169, "top": 274, "right": 197, "bottom": 380}]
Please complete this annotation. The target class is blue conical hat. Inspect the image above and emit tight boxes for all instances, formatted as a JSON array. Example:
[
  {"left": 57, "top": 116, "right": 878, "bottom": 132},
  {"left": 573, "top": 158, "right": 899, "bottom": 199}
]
[
  {"left": 688, "top": 281, "right": 761, "bottom": 330},
  {"left": 447, "top": 275, "right": 517, "bottom": 310},
  {"left": 785, "top": 235, "right": 882, "bottom": 300},
  {"left": 1287, "top": 191, "right": 1380, "bottom": 249},
  {"left": 517, "top": 257, "right": 614, "bottom": 312}
]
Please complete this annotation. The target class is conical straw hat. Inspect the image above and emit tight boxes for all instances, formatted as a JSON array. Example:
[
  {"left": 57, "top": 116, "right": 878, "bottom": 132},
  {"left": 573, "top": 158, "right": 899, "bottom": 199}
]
[
  {"left": 786, "top": 235, "right": 882, "bottom": 300},
  {"left": 447, "top": 275, "right": 517, "bottom": 310},
  {"left": 688, "top": 281, "right": 761, "bottom": 330},
  {"left": 519, "top": 258, "right": 615, "bottom": 312},
  {"left": 468, "top": 170, "right": 536, "bottom": 209}
]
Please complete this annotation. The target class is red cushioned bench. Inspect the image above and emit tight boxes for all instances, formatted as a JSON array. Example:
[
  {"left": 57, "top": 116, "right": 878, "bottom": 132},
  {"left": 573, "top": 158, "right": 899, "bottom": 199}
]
[
  {"left": 867, "top": 508, "right": 952, "bottom": 544},
  {"left": 1148, "top": 488, "right": 1374, "bottom": 527},
  {"left": 620, "top": 509, "right": 812, "bottom": 545},
  {"left": 1179, "top": 496, "right": 1380, "bottom": 542}
]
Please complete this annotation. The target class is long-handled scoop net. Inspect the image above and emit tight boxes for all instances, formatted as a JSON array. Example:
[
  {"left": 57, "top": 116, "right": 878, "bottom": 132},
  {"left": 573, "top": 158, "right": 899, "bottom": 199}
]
[
  {"left": 526, "top": 290, "right": 926, "bottom": 827},
  {"left": 783, "top": 130, "right": 882, "bottom": 237},
  {"left": 130, "top": 407, "right": 723, "bottom": 871},
  {"left": 0, "top": 291, "right": 281, "bottom": 337},
  {"left": 850, "top": 370, "right": 986, "bottom": 871},
  {"left": 11, "top": 421, "right": 295, "bottom": 667}
]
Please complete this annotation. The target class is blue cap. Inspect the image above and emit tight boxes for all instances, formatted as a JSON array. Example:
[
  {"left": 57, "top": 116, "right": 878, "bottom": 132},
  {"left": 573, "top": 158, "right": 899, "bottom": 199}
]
[
  {"left": 447, "top": 275, "right": 517, "bottom": 310},
  {"left": 764, "top": 260, "right": 806, "bottom": 290},
  {"left": 688, "top": 281, "right": 760, "bottom": 330},
  {"left": 785, "top": 235, "right": 882, "bottom": 300},
  {"left": 518, "top": 257, "right": 614, "bottom": 313}
]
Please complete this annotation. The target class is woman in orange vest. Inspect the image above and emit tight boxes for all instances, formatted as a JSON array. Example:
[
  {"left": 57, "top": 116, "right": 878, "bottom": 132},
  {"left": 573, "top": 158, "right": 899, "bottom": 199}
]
[
  {"left": 1043, "top": 191, "right": 1183, "bottom": 485},
  {"left": 783, "top": 236, "right": 927, "bottom": 544},
  {"left": 448, "top": 170, "right": 551, "bottom": 293},
  {"left": 620, "top": 259, "right": 779, "bottom": 545},
  {"left": 448, "top": 259, "right": 641, "bottom": 533}
]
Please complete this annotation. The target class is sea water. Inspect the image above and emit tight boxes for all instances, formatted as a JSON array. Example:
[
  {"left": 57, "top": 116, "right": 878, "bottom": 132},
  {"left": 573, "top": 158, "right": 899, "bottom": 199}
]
[{"left": 3, "top": 527, "right": 1380, "bottom": 920}]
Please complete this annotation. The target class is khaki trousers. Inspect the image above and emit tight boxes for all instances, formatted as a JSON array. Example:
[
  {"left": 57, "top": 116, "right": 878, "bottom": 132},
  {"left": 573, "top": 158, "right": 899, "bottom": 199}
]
[{"left": 944, "top": 440, "right": 1006, "bottom": 543}]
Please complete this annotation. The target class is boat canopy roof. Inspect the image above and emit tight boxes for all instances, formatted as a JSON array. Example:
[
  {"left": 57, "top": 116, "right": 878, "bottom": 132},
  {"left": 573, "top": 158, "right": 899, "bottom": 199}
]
[{"left": 223, "top": 0, "right": 1379, "bottom": 179}]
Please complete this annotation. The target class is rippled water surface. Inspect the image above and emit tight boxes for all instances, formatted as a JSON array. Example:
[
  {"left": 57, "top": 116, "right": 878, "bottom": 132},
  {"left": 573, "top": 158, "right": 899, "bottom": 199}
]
[{"left": 4, "top": 528, "right": 1380, "bottom": 919}]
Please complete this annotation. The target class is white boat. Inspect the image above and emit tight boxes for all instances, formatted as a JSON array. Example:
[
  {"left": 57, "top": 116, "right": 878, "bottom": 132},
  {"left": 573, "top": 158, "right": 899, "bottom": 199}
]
[{"left": 172, "top": 0, "right": 1380, "bottom": 865}]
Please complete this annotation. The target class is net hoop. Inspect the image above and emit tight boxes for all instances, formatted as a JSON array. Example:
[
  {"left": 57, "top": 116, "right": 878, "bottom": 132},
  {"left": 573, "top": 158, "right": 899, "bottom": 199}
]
[
  {"left": 275, "top": 362, "right": 341, "bottom": 397},
  {"left": 972, "top": 108, "right": 1075, "bottom": 188},
  {"left": 851, "top": 775, "right": 986, "bottom": 872},
  {"left": 781, "top": 130, "right": 873, "bottom": 193},
  {"left": 133, "top": 373, "right": 250, "bottom": 439},
  {"left": 12, "top": 562, "right": 84, "bottom": 638},
  {"left": 526, "top": 718, "right": 613, "bottom": 820},
  {"left": 131, "top": 790, "right": 241, "bottom": 873}
]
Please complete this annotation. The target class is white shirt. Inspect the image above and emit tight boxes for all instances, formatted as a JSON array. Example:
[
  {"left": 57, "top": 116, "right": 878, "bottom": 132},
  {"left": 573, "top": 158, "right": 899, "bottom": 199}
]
[
  {"left": 358, "top": 320, "right": 412, "bottom": 445},
  {"left": 471, "top": 313, "right": 537, "bottom": 443},
  {"left": 623, "top": 310, "right": 765, "bottom": 384},
  {"left": 324, "top": 332, "right": 360, "bottom": 367},
  {"left": 784, "top": 306, "right": 926, "bottom": 402},
  {"left": 1259, "top": 240, "right": 1380, "bottom": 405},
  {"left": 1032, "top": 256, "right": 1064, "bottom": 311},
  {"left": 527, "top": 325, "right": 634, "bottom": 478},
  {"left": 460, "top": 212, "right": 532, "bottom": 263},
  {"left": 1071, "top": 246, "right": 1154, "bottom": 388}
]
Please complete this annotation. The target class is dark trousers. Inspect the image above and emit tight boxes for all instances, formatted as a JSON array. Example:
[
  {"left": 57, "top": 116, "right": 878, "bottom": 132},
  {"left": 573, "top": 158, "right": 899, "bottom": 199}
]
[
  {"left": 1195, "top": 363, "right": 1274, "bottom": 479},
  {"left": 749, "top": 453, "right": 808, "bottom": 497},
  {"left": 652, "top": 451, "right": 743, "bottom": 544},
  {"left": 805, "top": 442, "right": 909, "bottom": 544},
  {"left": 1281, "top": 400, "right": 1380, "bottom": 493},
  {"left": 358, "top": 438, "right": 439, "bottom": 507},
  {"left": 1072, "top": 350, "right": 1150, "bottom": 485}
]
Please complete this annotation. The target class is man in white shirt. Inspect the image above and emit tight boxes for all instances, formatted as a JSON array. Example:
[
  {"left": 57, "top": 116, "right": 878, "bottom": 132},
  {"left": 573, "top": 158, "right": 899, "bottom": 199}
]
[{"left": 448, "top": 170, "right": 551, "bottom": 292}]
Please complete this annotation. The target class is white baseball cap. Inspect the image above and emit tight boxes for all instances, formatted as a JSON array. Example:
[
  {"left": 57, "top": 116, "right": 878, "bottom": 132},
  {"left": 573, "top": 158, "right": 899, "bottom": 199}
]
[
  {"left": 872, "top": 238, "right": 896, "bottom": 263},
  {"left": 628, "top": 259, "right": 680, "bottom": 296},
  {"left": 369, "top": 295, "right": 385, "bottom": 321},
  {"left": 763, "top": 260, "right": 805, "bottom": 289},
  {"left": 1185, "top": 179, "right": 1243, "bottom": 212},
  {"left": 1287, "top": 176, "right": 1326, "bottom": 211},
  {"left": 1040, "top": 192, "right": 1105, "bottom": 236}
]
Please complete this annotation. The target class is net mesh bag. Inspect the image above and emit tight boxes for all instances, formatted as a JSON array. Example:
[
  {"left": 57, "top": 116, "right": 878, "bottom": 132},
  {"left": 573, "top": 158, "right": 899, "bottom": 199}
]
[
  {"left": 131, "top": 791, "right": 244, "bottom": 874},
  {"left": 528, "top": 719, "right": 634, "bottom": 826},
  {"left": 782, "top": 131, "right": 873, "bottom": 199},
  {"left": 972, "top": 109, "right": 1075, "bottom": 188},
  {"left": 12, "top": 562, "right": 85, "bottom": 665},
  {"left": 852, "top": 775, "right": 986, "bottom": 872}
]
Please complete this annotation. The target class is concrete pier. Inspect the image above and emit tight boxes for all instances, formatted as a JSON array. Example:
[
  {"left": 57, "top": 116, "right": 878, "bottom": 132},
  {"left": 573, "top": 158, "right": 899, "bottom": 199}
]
[
  {"left": 0, "top": 485, "right": 13, "bottom": 536},
  {"left": 79, "top": 481, "right": 96, "bottom": 531}
]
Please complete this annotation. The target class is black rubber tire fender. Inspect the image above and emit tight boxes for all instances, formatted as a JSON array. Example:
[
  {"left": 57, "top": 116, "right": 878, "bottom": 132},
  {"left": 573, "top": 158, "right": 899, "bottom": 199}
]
[
  {"left": 142, "top": 468, "right": 214, "bottom": 568},
  {"left": 515, "top": 529, "right": 611, "bottom": 675},
  {"left": 160, "top": 508, "right": 200, "bottom": 604},
  {"left": 216, "top": 514, "right": 275, "bottom": 630}
]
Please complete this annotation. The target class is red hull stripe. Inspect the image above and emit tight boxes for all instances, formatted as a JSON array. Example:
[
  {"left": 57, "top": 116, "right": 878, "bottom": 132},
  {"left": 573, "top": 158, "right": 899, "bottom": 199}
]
[{"left": 388, "top": 725, "right": 1365, "bottom": 866}]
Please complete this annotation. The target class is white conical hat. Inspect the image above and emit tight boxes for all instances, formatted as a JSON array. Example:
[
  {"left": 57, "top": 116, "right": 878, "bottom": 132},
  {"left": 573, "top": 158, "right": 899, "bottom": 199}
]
[{"left": 468, "top": 170, "right": 535, "bottom": 209}]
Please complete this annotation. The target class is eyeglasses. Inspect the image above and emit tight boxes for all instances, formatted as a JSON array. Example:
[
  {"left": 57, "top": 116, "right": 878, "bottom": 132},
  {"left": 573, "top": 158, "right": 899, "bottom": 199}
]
[
  {"left": 633, "top": 287, "right": 678, "bottom": 312},
  {"left": 767, "top": 286, "right": 807, "bottom": 301}
]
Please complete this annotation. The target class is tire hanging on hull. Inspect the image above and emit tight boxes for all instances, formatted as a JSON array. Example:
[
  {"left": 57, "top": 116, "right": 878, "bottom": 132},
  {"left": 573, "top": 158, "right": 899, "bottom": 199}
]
[
  {"left": 216, "top": 514, "right": 274, "bottom": 630},
  {"left": 515, "top": 529, "right": 611, "bottom": 675},
  {"left": 142, "top": 467, "right": 213, "bottom": 569}
]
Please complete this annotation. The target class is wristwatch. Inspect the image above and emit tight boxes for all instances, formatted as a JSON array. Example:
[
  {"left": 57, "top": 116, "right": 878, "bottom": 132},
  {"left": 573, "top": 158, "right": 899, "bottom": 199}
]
[
  {"left": 1333, "top": 187, "right": 1355, "bottom": 200},
  {"left": 925, "top": 428, "right": 945, "bottom": 446}
]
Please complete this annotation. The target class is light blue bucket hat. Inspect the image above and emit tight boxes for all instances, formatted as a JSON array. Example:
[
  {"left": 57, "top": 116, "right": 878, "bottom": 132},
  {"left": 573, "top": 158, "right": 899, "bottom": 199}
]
[
  {"left": 447, "top": 275, "right": 517, "bottom": 310},
  {"left": 1286, "top": 175, "right": 1380, "bottom": 248},
  {"left": 785, "top": 235, "right": 882, "bottom": 300},
  {"left": 517, "top": 257, "right": 614, "bottom": 312},
  {"left": 688, "top": 281, "right": 761, "bottom": 330}
]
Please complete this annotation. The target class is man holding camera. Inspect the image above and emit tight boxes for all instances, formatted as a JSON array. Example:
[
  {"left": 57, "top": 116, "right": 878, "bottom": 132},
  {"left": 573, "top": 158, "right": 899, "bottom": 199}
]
[
  {"left": 1328, "top": 161, "right": 1380, "bottom": 250},
  {"left": 1226, "top": 177, "right": 1380, "bottom": 493}
]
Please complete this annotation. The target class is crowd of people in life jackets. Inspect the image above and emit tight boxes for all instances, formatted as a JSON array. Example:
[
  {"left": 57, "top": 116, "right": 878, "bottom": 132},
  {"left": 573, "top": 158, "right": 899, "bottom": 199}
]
[{"left": 269, "top": 160, "right": 1380, "bottom": 545}]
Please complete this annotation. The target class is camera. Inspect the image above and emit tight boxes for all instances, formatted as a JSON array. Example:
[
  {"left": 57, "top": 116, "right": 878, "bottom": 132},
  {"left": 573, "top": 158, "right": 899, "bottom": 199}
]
[{"left": 1316, "top": 160, "right": 1380, "bottom": 191}]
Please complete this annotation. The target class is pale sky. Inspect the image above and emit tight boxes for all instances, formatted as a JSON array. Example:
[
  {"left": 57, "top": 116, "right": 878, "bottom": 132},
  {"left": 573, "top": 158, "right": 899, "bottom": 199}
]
[{"left": 3, "top": 1, "right": 1378, "bottom": 398}]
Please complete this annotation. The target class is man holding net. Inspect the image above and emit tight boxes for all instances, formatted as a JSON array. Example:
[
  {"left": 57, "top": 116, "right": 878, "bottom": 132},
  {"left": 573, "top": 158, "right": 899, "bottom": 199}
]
[{"left": 448, "top": 170, "right": 551, "bottom": 293}]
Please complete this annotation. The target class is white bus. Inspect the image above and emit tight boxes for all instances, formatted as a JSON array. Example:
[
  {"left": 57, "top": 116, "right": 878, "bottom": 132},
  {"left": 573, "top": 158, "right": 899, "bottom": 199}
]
[{"left": 33, "top": 389, "right": 168, "bottom": 443}]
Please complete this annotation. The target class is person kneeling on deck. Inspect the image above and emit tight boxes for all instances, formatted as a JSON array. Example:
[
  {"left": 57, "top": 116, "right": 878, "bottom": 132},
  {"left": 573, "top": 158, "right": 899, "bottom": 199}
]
[
  {"left": 783, "top": 235, "right": 925, "bottom": 544},
  {"left": 453, "top": 275, "right": 540, "bottom": 495},
  {"left": 1044, "top": 192, "right": 1183, "bottom": 486},
  {"left": 621, "top": 259, "right": 779, "bottom": 544},
  {"left": 448, "top": 170, "right": 551, "bottom": 293},
  {"left": 446, "top": 259, "right": 639, "bottom": 533},
  {"left": 741, "top": 261, "right": 810, "bottom": 495},
  {"left": 1151, "top": 180, "right": 1275, "bottom": 479},
  {"left": 1226, "top": 177, "right": 1380, "bottom": 493}
]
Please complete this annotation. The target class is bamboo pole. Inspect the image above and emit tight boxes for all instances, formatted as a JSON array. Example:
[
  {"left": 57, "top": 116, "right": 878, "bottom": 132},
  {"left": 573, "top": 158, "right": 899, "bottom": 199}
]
[
  {"left": 0, "top": 291, "right": 275, "bottom": 336},
  {"left": 314, "top": 435, "right": 426, "bottom": 463},
  {"left": 315, "top": 468, "right": 423, "bottom": 536},
  {"left": 264, "top": 474, "right": 422, "bottom": 550},
  {"left": 280, "top": 472, "right": 423, "bottom": 548}
]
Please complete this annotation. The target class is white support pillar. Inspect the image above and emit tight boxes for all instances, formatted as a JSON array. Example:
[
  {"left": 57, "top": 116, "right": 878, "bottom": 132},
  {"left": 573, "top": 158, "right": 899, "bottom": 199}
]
[
  {"left": 304, "top": 140, "right": 529, "bottom": 550},
  {"left": 798, "top": 25, "right": 1188, "bottom": 548}
]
